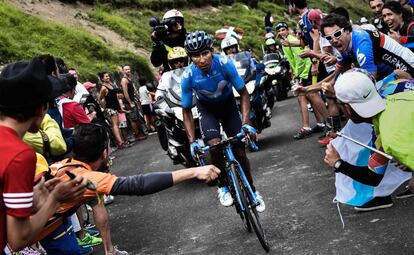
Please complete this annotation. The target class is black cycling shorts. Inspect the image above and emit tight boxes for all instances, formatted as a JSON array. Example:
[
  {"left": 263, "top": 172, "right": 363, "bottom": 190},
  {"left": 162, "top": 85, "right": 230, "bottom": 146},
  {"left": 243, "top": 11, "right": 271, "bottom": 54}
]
[{"left": 196, "top": 96, "right": 242, "bottom": 144}]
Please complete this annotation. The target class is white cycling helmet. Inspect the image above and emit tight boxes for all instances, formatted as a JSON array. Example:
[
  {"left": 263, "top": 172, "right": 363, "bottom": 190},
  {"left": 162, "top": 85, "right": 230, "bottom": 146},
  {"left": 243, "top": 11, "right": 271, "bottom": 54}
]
[
  {"left": 221, "top": 37, "right": 239, "bottom": 51},
  {"left": 162, "top": 9, "right": 184, "bottom": 21}
]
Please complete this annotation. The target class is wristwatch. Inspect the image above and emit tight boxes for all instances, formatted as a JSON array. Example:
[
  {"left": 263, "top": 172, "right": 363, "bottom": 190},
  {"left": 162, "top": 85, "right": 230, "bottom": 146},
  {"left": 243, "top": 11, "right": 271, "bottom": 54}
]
[{"left": 334, "top": 159, "right": 343, "bottom": 170}]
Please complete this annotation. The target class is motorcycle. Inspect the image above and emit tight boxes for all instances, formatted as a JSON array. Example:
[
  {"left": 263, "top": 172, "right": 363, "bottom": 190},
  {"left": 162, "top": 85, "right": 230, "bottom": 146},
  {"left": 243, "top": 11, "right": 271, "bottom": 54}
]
[
  {"left": 153, "top": 68, "right": 202, "bottom": 167},
  {"left": 262, "top": 52, "right": 290, "bottom": 102},
  {"left": 229, "top": 51, "right": 271, "bottom": 134}
]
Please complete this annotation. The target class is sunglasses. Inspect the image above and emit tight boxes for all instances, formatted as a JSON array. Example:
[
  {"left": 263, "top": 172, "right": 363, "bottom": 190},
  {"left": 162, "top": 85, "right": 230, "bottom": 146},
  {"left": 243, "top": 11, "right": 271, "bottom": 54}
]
[{"left": 323, "top": 28, "right": 345, "bottom": 41}]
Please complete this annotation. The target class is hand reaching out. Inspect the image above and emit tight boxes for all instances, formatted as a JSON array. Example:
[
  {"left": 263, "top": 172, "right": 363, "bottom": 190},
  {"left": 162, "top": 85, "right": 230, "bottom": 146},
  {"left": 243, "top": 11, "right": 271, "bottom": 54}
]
[{"left": 193, "top": 165, "right": 221, "bottom": 183}]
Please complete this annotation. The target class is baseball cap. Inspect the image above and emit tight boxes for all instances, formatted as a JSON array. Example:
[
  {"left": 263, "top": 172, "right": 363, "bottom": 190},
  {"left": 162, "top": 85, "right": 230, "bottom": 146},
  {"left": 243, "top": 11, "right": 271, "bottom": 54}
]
[
  {"left": 308, "top": 9, "right": 323, "bottom": 26},
  {"left": 34, "top": 153, "right": 49, "bottom": 184},
  {"left": 335, "top": 69, "right": 386, "bottom": 118},
  {"left": 0, "top": 57, "right": 65, "bottom": 110},
  {"left": 83, "top": 81, "right": 96, "bottom": 90},
  {"left": 360, "top": 17, "right": 369, "bottom": 24},
  {"left": 264, "top": 32, "right": 275, "bottom": 39}
]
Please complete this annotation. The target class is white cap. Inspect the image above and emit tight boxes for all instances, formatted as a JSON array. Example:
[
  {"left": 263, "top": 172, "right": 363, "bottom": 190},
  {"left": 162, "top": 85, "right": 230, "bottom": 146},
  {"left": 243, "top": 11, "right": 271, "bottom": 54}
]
[
  {"left": 360, "top": 17, "right": 369, "bottom": 24},
  {"left": 335, "top": 69, "right": 386, "bottom": 118}
]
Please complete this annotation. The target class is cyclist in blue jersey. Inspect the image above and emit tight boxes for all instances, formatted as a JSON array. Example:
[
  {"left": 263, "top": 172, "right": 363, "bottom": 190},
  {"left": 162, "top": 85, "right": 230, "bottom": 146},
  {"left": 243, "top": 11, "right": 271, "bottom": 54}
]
[{"left": 181, "top": 31, "right": 265, "bottom": 212}]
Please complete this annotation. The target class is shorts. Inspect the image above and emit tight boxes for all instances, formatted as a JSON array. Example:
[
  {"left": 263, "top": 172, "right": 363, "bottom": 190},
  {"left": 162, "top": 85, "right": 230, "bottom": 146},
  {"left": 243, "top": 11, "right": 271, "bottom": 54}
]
[
  {"left": 126, "top": 104, "right": 140, "bottom": 121},
  {"left": 118, "top": 113, "right": 127, "bottom": 128},
  {"left": 142, "top": 104, "right": 153, "bottom": 116},
  {"left": 105, "top": 108, "right": 118, "bottom": 116},
  {"left": 196, "top": 96, "right": 242, "bottom": 144}
]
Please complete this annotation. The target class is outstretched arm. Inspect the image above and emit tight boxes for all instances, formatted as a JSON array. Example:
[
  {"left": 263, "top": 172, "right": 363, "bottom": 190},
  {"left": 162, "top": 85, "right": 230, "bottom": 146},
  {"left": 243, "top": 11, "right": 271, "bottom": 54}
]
[{"left": 109, "top": 166, "right": 220, "bottom": 196}]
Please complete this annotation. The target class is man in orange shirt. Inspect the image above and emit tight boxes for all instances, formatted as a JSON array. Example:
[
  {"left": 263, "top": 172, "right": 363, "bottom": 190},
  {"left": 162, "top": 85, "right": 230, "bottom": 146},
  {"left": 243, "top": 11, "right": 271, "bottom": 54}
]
[{"left": 40, "top": 123, "right": 220, "bottom": 254}]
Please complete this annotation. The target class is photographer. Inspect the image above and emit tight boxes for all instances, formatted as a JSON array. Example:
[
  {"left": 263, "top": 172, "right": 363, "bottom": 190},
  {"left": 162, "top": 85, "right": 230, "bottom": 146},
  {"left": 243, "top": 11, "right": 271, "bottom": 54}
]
[{"left": 150, "top": 9, "right": 187, "bottom": 72}]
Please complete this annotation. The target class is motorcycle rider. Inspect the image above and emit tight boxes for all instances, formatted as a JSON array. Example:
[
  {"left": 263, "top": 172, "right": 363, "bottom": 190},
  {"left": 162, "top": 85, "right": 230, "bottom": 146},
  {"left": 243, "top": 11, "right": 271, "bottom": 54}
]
[
  {"left": 221, "top": 36, "right": 240, "bottom": 55},
  {"left": 156, "top": 47, "right": 189, "bottom": 100},
  {"left": 264, "top": 38, "right": 278, "bottom": 54},
  {"left": 181, "top": 31, "right": 265, "bottom": 212},
  {"left": 221, "top": 36, "right": 272, "bottom": 131},
  {"left": 150, "top": 9, "right": 187, "bottom": 72}
]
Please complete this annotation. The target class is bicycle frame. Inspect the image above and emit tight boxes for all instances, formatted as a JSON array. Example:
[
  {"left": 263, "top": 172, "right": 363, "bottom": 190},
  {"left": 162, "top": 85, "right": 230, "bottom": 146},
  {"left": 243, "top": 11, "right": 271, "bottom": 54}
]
[
  {"left": 197, "top": 132, "right": 270, "bottom": 252},
  {"left": 198, "top": 132, "right": 260, "bottom": 209}
]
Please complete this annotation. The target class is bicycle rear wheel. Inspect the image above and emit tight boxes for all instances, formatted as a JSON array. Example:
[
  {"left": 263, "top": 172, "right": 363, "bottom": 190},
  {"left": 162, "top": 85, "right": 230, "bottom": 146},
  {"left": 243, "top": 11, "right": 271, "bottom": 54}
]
[
  {"left": 229, "top": 164, "right": 251, "bottom": 232},
  {"left": 235, "top": 168, "right": 270, "bottom": 252}
]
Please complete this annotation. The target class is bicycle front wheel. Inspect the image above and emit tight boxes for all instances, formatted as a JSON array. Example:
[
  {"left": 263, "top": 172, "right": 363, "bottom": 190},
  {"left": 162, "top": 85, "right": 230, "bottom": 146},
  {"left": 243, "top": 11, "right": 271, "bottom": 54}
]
[{"left": 235, "top": 168, "right": 270, "bottom": 252}]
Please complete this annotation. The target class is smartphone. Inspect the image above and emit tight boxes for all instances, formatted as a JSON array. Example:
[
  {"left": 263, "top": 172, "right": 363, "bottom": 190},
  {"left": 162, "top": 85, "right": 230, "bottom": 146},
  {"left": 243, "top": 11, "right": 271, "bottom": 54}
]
[{"left": 65, "top": 171, "right": 97, "bottom": 191}]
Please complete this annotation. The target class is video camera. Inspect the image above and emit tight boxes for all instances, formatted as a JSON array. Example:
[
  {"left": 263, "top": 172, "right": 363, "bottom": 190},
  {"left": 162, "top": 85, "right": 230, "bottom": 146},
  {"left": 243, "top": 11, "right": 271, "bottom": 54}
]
[{"left": 149, "top": 17, "right": 178, "bottom": 39}]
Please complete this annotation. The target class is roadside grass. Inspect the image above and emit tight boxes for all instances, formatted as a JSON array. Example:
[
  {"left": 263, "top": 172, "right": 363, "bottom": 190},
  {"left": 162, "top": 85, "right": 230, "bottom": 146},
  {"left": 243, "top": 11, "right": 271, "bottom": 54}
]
[
  {"left": 0, "top": 1, "right": 153, "bottom": 80},
  {"left": 87, "top": 1, "right": 371, "bottom": 59}
]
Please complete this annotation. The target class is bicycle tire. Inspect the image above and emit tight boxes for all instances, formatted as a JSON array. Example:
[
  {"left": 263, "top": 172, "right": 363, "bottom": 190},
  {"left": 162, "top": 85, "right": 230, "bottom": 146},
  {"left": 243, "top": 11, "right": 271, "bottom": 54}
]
[
  {"left": 235, "top": 168, "right": 270, "bottom": 252},
  {"left": 229, "top": 164, "right": 251, "bottom": 233}
]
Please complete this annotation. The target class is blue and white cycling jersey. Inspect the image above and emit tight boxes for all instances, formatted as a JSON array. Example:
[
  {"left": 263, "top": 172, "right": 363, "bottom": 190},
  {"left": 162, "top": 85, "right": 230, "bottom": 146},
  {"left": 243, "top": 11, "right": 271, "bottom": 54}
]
[
  {"left": 181, "top": 54, "right": 245, "bottom": 109},
  {"left": 338, "top": 29, "right": 414, "bottom": 76}
]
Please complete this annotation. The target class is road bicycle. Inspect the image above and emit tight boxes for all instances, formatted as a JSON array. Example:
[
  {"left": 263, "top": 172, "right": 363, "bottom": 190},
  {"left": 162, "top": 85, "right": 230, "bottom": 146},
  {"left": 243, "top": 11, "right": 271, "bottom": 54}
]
[{"left": 196, "top": 130, "right": 270, "bottom": 252}]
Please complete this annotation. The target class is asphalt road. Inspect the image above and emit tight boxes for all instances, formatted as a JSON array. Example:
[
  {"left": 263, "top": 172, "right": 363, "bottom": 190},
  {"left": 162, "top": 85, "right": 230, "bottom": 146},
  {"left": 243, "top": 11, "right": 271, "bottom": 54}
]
[{"left": 97, "top": 96, "right": 414, "bottom": 255}]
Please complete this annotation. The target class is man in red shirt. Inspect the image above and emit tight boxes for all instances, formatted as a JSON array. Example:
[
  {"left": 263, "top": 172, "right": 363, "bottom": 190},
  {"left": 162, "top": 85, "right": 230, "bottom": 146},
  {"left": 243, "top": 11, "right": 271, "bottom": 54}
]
[
  {"left": 56, "top": 73, "right": 90, "bottom": 129},
  {"left": 0, "top": 57, "right": 88, "bottom": 252}
]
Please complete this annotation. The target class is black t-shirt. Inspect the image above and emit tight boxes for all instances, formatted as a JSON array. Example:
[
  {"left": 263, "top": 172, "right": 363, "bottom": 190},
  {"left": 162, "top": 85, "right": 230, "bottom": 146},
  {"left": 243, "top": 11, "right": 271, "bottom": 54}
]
[{"left": 123, "top": 77, "right": 136, "bottom": 102}]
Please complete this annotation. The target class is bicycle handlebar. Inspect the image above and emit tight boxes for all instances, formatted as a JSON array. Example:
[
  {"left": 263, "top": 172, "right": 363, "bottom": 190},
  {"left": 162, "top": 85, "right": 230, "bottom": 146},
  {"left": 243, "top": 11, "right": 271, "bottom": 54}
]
[{"left": 195, "top": 129, "right": 258, "bottom": 163}]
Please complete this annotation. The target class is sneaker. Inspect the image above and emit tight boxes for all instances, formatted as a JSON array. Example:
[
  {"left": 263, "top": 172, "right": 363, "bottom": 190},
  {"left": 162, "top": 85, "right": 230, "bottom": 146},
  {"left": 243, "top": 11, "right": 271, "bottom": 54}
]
[
  {"left": 318, "top": 132, "right": 337, "bottom": 146},
  {"left": 353, "top": 196, "right": 393, "bottom": 212},
  {"left": 108, "top": 246, "right": 129, "bottom": 255},
  {"left": 293, "top": 127, "right": 312, "bottom": 139},
  {"left": 395, "top": 188, "right": 414, "bottom": 199},
  {"left": 85, "top": 228, "right": 100, "bottom": 237},
  {"left": 255, "top": 191, "right": 266, "bottom": 213},
  {"left": 311, "top": 123, "right": 325, "bottom": 133},
  {"left": 307, "top": 103, "right": 314, "bottom": 112},
  {"left": 19, "top": 247, "right": 44, "bottom": 255},
  {"left": 217, "top": 187, "right": 233, "bottom": 207},
  {"left": 83, "top": 223, "right": 95, "bottom": 230},
  {"left": 135, "top": 134, "right": 147, "bottom": 141},
  {"left": 79, "top": 246, "right": 93, "bottom": 255},
  {"left": 104, "top": 195, "right": 114, "bottom": 205},
  {"left": 77, "top": 233, "right": 103, "bottom": 248}
]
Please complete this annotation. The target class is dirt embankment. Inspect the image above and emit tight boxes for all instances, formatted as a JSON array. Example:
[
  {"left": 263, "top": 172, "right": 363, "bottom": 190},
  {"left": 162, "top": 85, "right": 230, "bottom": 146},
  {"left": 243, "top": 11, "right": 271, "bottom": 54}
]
[{"left": 10, "top": 0, "right": 150, "bottom": 58}]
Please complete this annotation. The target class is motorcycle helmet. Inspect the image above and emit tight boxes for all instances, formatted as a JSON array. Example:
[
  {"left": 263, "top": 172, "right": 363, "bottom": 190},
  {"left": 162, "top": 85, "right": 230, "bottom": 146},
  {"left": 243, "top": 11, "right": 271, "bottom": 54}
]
[
  {"left": 167, "top": 47, "right": 188, "bottom": 69},
  {"left": 220, "top": 37, "right": 239, "bottom": 55},
  {"left": 184, "top": 31, "right": 213, "bottom": 55},
  {"left": 162, "top": 9, "right": 184, "bottom": 27},
  {"left": 265, "top": 38, "right": 277, "bottom": 46},
  {"left": 275, "top": 22, "right": 288, "bottom": 31}
]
